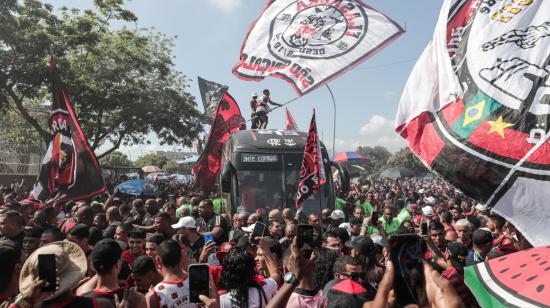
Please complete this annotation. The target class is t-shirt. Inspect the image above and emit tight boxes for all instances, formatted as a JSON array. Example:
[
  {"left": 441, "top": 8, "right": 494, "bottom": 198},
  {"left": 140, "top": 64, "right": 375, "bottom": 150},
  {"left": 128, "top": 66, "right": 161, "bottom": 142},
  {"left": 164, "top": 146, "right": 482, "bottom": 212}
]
[
  {"left": 287, "top": 289, "right": 324, "bottom": 308},
  {"left": 196, "top": 215, "right": 229, "bottom": 244},
  {"left": 176, "top": 204, "right": 192, "bottom": 219},
  {"left": 367, "top": 218, "right": 401, "bottom": 236},
  {"left": 335, "top": 198, "right": 347, "bottom": 210},
  {"left": 82, "top": 288, "right": 123, "bottom": 307},
  {"left": 441, "top": 267, "right": 479, "bottom": 307},
  {"left": 355, "top": 201, "right": 373, "bottom": 215},
  {"left": 212, "top": 198, "right": 226, "bottom": 215},
  {"left": 152, "top": 278, "right": 195, "bottom": 308},
  {"left": 219, "top": 277, "right": 278, "bottom": 308},
  {"left": 397, "top": 208, "right": 411, "bottom": 223}
]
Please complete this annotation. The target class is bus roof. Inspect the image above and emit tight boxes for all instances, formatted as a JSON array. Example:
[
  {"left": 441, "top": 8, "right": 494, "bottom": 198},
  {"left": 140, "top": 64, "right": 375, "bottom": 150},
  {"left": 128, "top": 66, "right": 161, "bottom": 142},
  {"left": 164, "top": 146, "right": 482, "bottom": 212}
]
[{"left": 228, "top": 129, "right": 327, "bottom": 152}]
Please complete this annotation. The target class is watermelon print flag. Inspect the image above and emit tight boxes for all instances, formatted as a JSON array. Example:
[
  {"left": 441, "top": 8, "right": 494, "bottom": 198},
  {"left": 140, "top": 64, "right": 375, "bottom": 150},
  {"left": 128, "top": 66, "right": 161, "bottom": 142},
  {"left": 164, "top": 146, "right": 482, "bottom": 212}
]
[
  {"left": 296, "top": 109, "right": 326, "bottom": 210},
  {"left": 233, "top": 0, "right": 404, "bottom": 95},
  {"left": 192, "top": 92, "right": 245, "bottom": 191},
  {"left": 31, "top": 58, "right": 106, "bottom": 202},
  {"left": 465, "top": 246, "right": 550, "bottom": 307},
  {"left": 396, "top": 0, "right": 550, "bottom": 246}
]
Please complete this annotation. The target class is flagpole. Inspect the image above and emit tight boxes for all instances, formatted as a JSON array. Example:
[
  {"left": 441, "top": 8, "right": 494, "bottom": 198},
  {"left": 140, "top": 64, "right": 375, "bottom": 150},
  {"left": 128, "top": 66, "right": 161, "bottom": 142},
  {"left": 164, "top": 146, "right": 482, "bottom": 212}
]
[{"left": 325, "top": 84, "right": 336, "bottom": 157}]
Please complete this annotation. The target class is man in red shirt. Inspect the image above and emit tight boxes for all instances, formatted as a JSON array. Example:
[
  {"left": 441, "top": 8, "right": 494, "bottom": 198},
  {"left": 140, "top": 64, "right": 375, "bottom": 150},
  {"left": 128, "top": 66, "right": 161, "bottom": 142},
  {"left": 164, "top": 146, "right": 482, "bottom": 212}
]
[{"left": 122, "top": 228, "right": 145, "bottom": 266}]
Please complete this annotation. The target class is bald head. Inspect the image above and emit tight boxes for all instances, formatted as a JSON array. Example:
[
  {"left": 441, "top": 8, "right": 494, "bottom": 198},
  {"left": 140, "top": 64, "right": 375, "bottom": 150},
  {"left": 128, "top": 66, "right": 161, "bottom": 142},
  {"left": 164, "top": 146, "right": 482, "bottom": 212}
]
[
  {"left": 268, "top": 209, "right": 282, "bottom": 221},
  {"left": 247, "top": 213, "right": 259, "bottom": 225},
  {"left": 106, "top": 206, "right": 121, "bottom": 223},
  {"left": 76, "top": 206, "right": 94, "bottom": 225},
  {"left": 282, "top": 208, "right": 292, "bottom": 220}
]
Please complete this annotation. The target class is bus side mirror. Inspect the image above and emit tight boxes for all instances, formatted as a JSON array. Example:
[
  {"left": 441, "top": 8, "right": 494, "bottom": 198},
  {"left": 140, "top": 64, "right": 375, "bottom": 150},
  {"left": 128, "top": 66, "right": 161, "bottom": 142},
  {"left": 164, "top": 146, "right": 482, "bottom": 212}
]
[
  {"left": 221, "top": 162, "right": 233, "bottom": 193},
  {"left": 333, "top": 162, "right": 350, "bottom": 193}
]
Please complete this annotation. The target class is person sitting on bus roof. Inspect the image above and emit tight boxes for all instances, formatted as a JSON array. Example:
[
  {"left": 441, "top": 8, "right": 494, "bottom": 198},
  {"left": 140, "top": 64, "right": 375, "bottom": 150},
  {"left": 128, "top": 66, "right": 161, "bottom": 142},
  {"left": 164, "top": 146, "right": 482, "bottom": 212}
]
[{"left": 256, "top": 89, "right": 282, "bottom": 129}]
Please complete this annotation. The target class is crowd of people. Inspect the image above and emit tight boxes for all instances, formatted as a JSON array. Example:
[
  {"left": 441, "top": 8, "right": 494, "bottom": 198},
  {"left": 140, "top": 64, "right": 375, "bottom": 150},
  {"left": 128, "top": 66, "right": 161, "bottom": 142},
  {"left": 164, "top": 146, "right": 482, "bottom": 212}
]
[{"left": 0, "top": 176, "right": 532, "bottom": 307}]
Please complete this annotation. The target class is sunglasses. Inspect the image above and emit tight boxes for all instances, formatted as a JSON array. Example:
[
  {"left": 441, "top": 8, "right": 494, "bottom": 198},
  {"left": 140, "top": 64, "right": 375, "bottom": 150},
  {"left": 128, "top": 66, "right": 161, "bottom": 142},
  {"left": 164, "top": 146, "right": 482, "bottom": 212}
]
[{"left": 343, "top": 272, "right": 366, "bottom": 281}]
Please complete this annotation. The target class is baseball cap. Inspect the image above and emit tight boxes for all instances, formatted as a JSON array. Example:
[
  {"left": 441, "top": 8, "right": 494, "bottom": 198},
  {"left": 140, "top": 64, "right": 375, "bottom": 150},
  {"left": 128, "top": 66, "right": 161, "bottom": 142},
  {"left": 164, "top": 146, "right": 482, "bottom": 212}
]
[
  {"left": 418, "top": 188, "right": 425, "bottom": 194},
  {"left": 475, "top": 203, "right": 489, "bottom": 212},
  {"left": 447, "top": 241, "right": 468, "bottom": 270},
  {"left": 91, "top": 238, "right": 122, "bottom": 272},
  {"left": 323, "top": 278, "right": 372, "bottom": 308},
  {"left": 171, "top": 216, "right": 196, "bottom": 229},
  {"left": 330, "top": 210, "right": 345, "bottom": 220},
  {"left": 216, "top": 241, "right": 237, "bottom": 261},
  {"left": 241, "top": 223, "right": 256, "bottom": 233},
  {"left": 424, "top": 196, "right": 436, "bottom": 204},
  {"left": 252, "top": 92, "right": 258, "bottom": 97},
  {"left": 422, "top": 205, "right": 434, "bottom": 216},
  {"left": 370, "top": 234, "right": 388, "bottom": 249}
]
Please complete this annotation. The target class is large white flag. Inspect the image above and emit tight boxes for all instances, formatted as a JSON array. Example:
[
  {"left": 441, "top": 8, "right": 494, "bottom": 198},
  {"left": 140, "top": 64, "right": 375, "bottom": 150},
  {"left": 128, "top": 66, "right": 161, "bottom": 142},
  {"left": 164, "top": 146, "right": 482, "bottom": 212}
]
[
  {"left": 397, "top": 0, "right": 550, "bottom": 246},
  {"left": 233, "top": 0, "right": 404, "bottom": 95}
]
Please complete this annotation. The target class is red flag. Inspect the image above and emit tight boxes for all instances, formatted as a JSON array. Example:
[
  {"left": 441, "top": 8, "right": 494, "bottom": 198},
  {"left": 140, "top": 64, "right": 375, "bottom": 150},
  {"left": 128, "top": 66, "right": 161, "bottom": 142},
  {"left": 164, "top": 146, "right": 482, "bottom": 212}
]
[
  {"left": 296, "top": 109, "right": 326, "bottom": 210},
  {"left": 30, "top": 58, "right": 106, "bottom": 202},
  {"left": 192, "top": 92, "right": 245, "bottom": 191},
  {"left": 284, "top": 108, "right": 298, "bottom": 131}
]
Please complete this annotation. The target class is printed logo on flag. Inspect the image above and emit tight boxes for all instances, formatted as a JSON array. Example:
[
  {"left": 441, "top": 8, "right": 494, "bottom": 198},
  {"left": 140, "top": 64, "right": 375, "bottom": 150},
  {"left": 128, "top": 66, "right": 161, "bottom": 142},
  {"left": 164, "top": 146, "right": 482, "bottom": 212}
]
[{"left": 233, "top": 0, "right": 404, "bottom": 95}]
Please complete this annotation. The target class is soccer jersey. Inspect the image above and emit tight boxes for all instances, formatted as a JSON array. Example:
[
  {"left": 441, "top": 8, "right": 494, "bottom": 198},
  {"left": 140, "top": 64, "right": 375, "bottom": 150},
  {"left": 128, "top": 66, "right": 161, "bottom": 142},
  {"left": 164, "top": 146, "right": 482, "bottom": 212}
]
[{"left": 152, "top": 278, "right": 195, "bottom": 308}]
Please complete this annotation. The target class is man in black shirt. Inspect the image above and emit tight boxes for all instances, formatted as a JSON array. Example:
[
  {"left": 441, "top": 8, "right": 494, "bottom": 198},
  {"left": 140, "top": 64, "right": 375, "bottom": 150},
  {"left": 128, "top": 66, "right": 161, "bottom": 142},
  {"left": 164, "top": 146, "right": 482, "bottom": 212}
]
[{"left": 196, "top": 199, "right": 229, "bottom": 244}]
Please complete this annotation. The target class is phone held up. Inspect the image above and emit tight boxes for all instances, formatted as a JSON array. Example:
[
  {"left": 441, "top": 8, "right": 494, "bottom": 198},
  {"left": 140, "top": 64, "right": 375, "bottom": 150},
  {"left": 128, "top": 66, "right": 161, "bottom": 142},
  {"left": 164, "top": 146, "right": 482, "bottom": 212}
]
[
  {"left": 38, "top": 254, "right": 56, "bottom": 292},
  {"left": 389, "top": 234, "right": 426, "bottom": 307},
  {"left": 188, "top": 264, "right": 210, "bottom": 303},
  {"left": 249, "top": 222, "right": 266, "bottom": 245}
]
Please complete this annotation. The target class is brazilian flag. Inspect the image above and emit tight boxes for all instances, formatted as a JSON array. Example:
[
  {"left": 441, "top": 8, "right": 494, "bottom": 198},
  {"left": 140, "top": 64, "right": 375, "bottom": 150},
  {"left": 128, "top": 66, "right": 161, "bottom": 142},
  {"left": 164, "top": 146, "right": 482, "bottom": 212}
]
[{"left": 452, "top": 91, "right": 502, "bottom": 139}]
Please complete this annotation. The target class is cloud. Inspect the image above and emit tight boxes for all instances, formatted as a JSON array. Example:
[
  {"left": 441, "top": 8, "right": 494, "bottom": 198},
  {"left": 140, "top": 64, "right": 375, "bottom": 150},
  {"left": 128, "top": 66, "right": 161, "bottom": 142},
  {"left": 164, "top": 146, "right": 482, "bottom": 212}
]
[
  {"left": 207, "top": 0, "right": 242, "bottom": 12},
  {"left": 359, "top": 115, "right": 395, "bottom": 135}
]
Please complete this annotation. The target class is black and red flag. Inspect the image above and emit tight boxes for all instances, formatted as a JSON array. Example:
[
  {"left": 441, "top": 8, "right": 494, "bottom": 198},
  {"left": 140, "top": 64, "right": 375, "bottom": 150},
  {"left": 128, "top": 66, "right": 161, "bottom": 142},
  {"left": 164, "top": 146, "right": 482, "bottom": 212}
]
[
  {"left": 192, "top": 92, "right": 245, "bottom": 191},
  {"left": 296, "top": 109, "right": 326, "bottom": 211},
  {"left": 30, "top": 58, "right": 106, "bottom": 202}
]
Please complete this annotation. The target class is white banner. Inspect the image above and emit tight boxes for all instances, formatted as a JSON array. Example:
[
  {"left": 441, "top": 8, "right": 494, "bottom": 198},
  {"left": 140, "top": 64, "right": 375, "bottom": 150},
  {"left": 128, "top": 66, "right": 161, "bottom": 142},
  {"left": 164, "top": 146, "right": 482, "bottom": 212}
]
[{"left": 233, "top": 0, "right": 404, "bottom": 95}]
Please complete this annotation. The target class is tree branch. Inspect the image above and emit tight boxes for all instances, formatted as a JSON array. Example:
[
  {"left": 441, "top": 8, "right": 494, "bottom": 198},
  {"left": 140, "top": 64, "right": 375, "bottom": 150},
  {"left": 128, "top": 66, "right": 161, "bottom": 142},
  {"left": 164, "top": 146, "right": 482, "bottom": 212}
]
[
  {"left": 90, "top": 109, "right": 104, "bottom": 150},
  {"left": 96, "top": 128, "right": 128, "bottom": 160},
  {"left": 7, "top": 87, "right": 50, "bottom": 143}
]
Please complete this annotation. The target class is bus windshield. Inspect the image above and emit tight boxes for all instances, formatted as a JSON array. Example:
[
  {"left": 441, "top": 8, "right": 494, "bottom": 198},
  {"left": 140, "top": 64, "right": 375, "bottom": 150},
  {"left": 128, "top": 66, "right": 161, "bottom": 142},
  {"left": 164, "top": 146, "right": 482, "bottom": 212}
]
[{"left": 234, "top": 152, "right": 325, "bottom": 214}]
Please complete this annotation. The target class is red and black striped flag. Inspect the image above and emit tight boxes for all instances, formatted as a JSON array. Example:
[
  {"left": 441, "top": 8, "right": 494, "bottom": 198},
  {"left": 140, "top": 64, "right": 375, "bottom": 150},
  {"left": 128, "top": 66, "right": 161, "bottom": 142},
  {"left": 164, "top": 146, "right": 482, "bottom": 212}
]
[
  {"left": 296, "top": 109, "right": 326, "bottom": 210},
  {"left": 30, "top": 59, "right": 106, "bottom": 202}
]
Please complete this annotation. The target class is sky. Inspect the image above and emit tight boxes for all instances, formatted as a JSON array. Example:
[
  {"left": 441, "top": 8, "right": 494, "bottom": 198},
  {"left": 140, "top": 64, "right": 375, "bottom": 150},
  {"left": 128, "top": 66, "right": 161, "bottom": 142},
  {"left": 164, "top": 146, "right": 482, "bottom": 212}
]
[{"left": 48, "top": 0, "right": 441, "bottom": 160}]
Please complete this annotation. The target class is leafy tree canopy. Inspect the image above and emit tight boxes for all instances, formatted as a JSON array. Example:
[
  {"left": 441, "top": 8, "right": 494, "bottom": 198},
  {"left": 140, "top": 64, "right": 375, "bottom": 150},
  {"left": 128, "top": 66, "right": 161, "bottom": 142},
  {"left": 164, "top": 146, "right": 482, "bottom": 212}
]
[
  {"left": 0, "top": 0, "right": 204, "bottom": 158},
  {"left": 386, "top": 147, "right": 427, "bottom": 171},
  {"left": 356, "top": 145, "right": 392, "bottom": 174},
  {"left": 99, "top": 150, "right": 132, "bottom": 167},
  {"left": 135, "top": 152, "right": 170, "bottom": 169}
]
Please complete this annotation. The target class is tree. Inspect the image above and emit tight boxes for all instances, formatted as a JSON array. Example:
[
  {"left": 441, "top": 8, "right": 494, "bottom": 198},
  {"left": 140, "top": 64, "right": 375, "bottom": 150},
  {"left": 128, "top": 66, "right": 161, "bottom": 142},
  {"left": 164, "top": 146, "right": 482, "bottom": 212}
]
[
  {"left": 0, "top": 0, "right": 204, "bottom": 159},
  {"left": 386, "top": 147, "right": 427, "bottom": 171},
  {"left": 99, "top": 151, "right": 132, "bottom": 167},
  {"left": 163, "top": 159, "right": 180, "bottom": 174},
  {"left": 356, "top": 145, "right": 391, "bottom": 174},
  {"left": 135, "top": 153, "right": 169, "bottom": 169}
]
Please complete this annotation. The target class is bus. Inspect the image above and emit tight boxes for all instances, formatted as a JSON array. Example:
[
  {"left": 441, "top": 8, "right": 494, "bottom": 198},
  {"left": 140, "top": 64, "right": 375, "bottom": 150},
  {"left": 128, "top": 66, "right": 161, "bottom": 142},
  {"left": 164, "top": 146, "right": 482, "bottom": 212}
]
[{"left": 219, "top": 129, "right": 349, "bottom": 216}]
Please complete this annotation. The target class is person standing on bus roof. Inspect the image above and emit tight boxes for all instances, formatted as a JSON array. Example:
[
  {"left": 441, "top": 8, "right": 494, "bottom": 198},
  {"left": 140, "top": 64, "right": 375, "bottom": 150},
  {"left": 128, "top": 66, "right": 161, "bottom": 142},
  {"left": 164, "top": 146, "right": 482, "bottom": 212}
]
[
  {"left": 256, "top": 89, "right": 282, "bottom": 129},
  {"left": 250, "top": 93, "right": 259, "bottom": 129}
]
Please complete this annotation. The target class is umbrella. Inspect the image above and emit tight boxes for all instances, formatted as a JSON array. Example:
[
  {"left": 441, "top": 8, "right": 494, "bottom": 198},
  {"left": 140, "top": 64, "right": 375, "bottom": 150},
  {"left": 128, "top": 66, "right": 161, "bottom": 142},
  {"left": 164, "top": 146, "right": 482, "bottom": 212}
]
[
  {"left": 332, "top": 151, "right": 368, "bottom": 163},
  {"left": 379, "top": 166, "right": 416, "bottom": 178},
  {"left": 115, "top": 179, "right": 157, "bottom": 196},
  {"left": 141, "top": 165, "right": 162, "bottom": 173},
  {"left": 465, "top": 246, "right": 550, "bottom": 307}
]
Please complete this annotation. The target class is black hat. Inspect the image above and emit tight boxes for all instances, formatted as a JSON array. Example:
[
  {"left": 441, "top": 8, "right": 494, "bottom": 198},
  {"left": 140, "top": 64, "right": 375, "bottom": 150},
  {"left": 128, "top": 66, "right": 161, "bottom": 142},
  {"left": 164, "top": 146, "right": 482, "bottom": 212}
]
[
  {"left": 323, "top": 278, "right": 370, "bottom": 308},
  {"left": 447, "top": 242, "right": 468, "bottom": 270},
  {"left": 91, "top": 238, "right": 122, "bottom": 273},
  {"left": 472, "top": 228, "right": 494, "bottom": 247},
  {"left": 344, "top": 236, "right": 375, "bottom": 257}
]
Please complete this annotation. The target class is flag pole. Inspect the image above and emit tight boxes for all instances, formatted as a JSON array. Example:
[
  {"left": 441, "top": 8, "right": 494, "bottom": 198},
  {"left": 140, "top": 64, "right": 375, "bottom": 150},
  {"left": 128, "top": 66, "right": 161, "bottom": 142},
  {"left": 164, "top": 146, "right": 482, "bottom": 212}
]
[{"left": 325, "top": 84, "right": 336, "bottom": 157}]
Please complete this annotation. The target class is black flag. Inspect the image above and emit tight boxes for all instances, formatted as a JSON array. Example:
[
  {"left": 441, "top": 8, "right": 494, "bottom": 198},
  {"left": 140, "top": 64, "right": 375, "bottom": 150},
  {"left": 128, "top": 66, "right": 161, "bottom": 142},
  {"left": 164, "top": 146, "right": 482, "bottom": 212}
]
[
  {"left": 197, "top": 76, "right": 229, "bottom": 119},
  {"left": 30, "top": 58, "right": 106, "bottom": 202}
]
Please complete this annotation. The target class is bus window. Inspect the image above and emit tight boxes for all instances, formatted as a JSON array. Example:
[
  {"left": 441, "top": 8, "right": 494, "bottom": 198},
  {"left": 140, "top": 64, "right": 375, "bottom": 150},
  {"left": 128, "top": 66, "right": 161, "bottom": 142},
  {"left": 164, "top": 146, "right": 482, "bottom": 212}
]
[{"left": 236, "top": 170, "right": 284, "bottom": 214}]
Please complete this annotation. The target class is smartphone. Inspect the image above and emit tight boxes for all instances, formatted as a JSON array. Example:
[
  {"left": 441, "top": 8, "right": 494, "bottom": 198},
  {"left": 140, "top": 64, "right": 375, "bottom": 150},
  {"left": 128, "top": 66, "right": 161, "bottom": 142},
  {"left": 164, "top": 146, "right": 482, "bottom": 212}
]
[
  {"left": 296, "top": 224, "right": 314, "bottom": 248},
  {"left": 204, "top": 232, "right": 214, "bottom": 244},
  {"left": 421, "top": 222, "right": 428, "bottom": 236},
  {"left": 188, "top": 264, "right": 210, "bottom": 303},
  {"left": 389, "top": 234, "right": 426, "bottom": 307},
  {"left": 249, "top": 222, "right": 266, "bottom": 245},
  {"left": 371, "top": 211, "right": 379, "bottom": 225},
  {"left": 38, "top": 254, "right": 56, "bottom": 292}
]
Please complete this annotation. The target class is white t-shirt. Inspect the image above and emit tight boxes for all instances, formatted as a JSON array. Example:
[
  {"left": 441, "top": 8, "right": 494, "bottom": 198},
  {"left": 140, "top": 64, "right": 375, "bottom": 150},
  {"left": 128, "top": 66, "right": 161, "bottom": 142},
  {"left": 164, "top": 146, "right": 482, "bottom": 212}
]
[
  {"left": 220, "top": 277, "right": 278, "bottom": 308},
  {"left": 152, "top": 278, "right": 196, "bottom": 308}
]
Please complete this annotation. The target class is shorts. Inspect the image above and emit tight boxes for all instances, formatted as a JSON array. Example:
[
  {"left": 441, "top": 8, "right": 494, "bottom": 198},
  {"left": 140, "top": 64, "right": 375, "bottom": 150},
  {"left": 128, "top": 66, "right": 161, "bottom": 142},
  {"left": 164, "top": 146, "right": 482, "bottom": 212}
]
[{"left": 257, "top": 111, "right": 268, "bottom": 124}]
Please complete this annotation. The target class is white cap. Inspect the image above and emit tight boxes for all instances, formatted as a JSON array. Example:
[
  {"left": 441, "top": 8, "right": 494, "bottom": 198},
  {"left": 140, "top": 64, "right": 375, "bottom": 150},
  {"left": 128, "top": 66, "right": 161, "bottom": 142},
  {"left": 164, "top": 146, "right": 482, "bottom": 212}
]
[
  {"left": 171, "top": 216, "right": 196, "bottom": 229},
  {"left": 418, "top": 189, "right": 425, "bottom": 194},
  {"left": 475, "top": 203, "right": 489, "bottom": 212},
  {"left": 330, "top": 209, "right": 345, "bottom": 220},
  {"left": 424, "top": 196, "right": 436, "bottom": 205},
  {"left": 422, "top": 205, "right": 434, "bottom": 216},
  {"left": 252, "top": 92, "right": 258, "bottom": 97}
]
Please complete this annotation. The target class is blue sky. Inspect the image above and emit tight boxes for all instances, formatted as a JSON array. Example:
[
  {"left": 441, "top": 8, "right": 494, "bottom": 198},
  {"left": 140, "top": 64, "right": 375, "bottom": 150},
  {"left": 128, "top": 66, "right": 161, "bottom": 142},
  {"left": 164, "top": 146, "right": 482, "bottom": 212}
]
[{"left": 49, "top": 0, "right": 441, "bottom": 159}]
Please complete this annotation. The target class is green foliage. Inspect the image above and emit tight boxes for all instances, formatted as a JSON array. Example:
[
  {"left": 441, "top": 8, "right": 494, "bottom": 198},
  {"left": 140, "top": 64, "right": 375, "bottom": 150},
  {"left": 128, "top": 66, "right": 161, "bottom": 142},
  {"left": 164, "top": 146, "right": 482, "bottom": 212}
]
[
  {"left": 386, "top": 147, "right": 426, "bottom": 171},
  {"left": 99, "top": 150, "right": 132, "bottom": 167},
  {"left": 135, "top": 153, "right": 170, "bottom": 169},
  {"left": 163, "top": 159, "right": 180, "bottom": 174},
  {"left": 0, "top": 0, "right": 204, "bottom": 158},
  {"left": 356, "top": 145, "right": 391, "bottom": 174}
]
